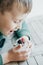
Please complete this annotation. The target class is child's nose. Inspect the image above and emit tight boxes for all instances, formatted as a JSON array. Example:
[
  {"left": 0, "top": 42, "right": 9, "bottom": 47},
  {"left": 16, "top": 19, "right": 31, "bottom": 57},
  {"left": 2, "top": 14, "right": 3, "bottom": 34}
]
[{"left": 9, "top": 22, "right": 17, "bottom": 32}]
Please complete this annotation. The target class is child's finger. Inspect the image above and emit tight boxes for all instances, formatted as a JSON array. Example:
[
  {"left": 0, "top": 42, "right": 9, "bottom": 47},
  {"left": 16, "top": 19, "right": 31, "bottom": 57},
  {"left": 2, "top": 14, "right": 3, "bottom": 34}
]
[
  {"left": 26, "top": 41, "right": 32, "bottom": 48},
  {"left": 28, "top": 41, "right": 32, "bottom": 48},
  {"left": 13, "top": 44, "right": 22, "bottom": 50},
  {"left": 18, "top": 49, "right": 31, "bottom": 58}
]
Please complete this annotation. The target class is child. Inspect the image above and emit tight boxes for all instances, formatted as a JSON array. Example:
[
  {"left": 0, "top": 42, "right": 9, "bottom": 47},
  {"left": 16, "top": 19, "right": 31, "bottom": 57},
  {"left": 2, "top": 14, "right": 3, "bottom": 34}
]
[{"left": 0, "top": 0, "right": 32, "bottom": 65}]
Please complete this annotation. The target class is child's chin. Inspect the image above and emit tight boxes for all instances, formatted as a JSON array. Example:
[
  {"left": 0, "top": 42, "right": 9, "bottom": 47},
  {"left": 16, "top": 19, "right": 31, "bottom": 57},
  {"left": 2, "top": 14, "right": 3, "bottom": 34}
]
[{"left": 6, "top": 32, "right": 13, "bottom": 37}]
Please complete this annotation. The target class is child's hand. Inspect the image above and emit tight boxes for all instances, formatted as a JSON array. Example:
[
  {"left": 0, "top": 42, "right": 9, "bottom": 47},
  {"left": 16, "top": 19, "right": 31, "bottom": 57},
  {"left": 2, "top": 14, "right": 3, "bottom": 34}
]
[
  {"left": 2, "top": 37, "right": 32, "bottom": 64},
  {"left": 8, "top": 44, "right": 30, "bottom": 62}
]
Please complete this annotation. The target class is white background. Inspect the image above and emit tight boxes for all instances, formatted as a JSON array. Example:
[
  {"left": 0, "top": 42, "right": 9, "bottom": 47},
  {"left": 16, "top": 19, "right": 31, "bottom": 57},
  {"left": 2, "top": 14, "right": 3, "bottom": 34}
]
[{"left": 27, "top": 0, "right": 43, "bottom": 18}]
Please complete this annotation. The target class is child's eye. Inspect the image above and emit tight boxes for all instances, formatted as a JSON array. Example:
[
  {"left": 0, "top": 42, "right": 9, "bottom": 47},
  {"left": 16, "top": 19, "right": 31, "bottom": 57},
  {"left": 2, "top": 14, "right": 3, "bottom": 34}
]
[{"left": 14, "top": 19, "right": 22, "bottom": 24}]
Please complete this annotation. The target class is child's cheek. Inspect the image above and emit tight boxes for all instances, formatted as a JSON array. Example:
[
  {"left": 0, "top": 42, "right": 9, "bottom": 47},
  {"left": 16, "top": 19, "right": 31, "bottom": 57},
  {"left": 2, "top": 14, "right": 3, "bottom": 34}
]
[{"left": 3, "top": 22, "right": 17, "bottom": 35}]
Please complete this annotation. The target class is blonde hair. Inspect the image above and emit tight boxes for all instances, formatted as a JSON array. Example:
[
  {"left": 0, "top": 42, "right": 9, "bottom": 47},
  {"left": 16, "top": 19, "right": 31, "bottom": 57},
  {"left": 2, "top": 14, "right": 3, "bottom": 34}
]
[{"left": 0, "top": 0, "right": 32, "bottom": 14}]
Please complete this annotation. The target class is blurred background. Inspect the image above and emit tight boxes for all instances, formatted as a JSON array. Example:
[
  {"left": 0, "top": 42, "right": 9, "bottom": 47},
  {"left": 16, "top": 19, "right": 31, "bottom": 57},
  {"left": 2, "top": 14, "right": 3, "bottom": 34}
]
[
  {"left": 26, "top": 0, "right": 43, "bottom": 65},
  {"left": 27, "top": 0, "right": 43, "bottom": 18},
  {"left": 25, "top": 0, "right": 43, "bottom": 65}
]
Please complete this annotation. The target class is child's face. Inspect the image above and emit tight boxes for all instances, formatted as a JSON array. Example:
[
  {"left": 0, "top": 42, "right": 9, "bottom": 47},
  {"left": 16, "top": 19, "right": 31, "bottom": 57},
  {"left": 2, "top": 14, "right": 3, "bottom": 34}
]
[{"left": 0, "top": 3, "right": 28, "bottom": 36}]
